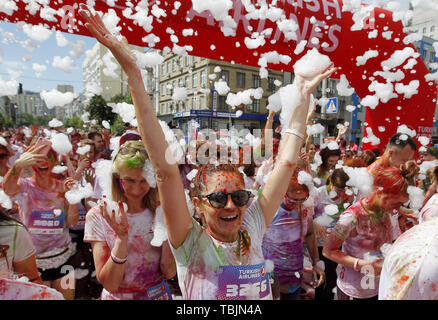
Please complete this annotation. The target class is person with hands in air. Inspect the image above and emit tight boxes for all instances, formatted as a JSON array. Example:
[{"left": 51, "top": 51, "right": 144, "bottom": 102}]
[
  {"left": 2, "top": 141, "right": 79, "bottom": 300},
  {"left": 78, "top": 4, "right": 336, "bottom": 300}
]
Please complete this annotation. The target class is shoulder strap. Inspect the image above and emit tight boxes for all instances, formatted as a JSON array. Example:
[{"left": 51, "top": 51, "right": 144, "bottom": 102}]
[{"left": 12, "top": 223, "right": 18, "bottom": 256}]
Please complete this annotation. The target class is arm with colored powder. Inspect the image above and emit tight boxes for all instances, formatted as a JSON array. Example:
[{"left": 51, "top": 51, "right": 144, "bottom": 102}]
[
  {"left": 323, "top": 213, "right": 383, "bottom": 275},
  {"left": 91, "top": 201, "right": 130, "bottom": 292},
  {"left": 79, "top": 6, "right": 192, "bottom": 249},
  {"left": 259, "top": 65, "right": 337, "bottom": 226},
  {"left": 2, "top": 145, "right": 47, "bottom": 197},
  {"left": 304, "top": 222, "right": 324, "bottom": 288}
]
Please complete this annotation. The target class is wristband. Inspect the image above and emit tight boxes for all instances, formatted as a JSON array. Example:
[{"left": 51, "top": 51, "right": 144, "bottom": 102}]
[
  {"left": 110, "top": 251, "right": 127, "bottom": 264},
  {"left": 353, "top": 258, "right": 360, "bottom": 272},
  {"left": 285, "top": 129, "right": 305, "bottom": 140}
]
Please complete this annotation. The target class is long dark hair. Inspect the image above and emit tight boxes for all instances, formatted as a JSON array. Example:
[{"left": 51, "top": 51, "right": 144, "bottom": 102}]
[{"left": 0, "top": 207, "right": 23, "bottom": 227}]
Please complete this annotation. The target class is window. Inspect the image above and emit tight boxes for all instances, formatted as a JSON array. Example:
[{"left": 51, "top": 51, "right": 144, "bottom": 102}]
[
  {"left": 173, "top": 59, "right": 177, "bottom": 71},
  {"left": 166, "top": 62, "right": 170, "bottom": 74},
  {"left": 185, "top": 55, "right": 190, "bottom": 66},
  {"left": 217, "top": 96, "right": 227, "bottom": 111},
  {"left": 251, "top": 100, "right": 260, "bottom": 113},
  {"left": 179, "top": 56, "right": 183, "bottom": 68},
  {"left": 200, "top": 70, "right": 206, "bottom": 87},
  {"left": 220, "top": 70, "right": 230, "bottom": 84},
  {"left": 431, "top": 25, "right": 436, "bottom": 32},
  {"left": 185, "top": 75, "right": 190, "bottom": 88},
  {"left": 161, "top": 64, "right": 165, "bottom": 75},
  {"left": 192, "top": 73, "right": 198, "bottom": 87},
  {"left": 179, "top": 78, "right": 184, "bottom": 87},
  {"left": 267, "top": 77, "right": 276, "bottom": 91},
  {"left": 423, "top": 27, "right": 427, "bottom": 33},
  {"left": 161, "top": 84, "right": 165, "bottom": 96},
  {"left": 252, "top": 74, "right": 261, "bottom": 88},
  {"left": 236, "top": 72, "right": 246, "bottom": 88}
]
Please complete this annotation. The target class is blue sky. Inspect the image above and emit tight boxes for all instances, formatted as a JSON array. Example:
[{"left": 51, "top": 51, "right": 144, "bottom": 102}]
[
  {"left": 0, "top": 0, "right": 413, "bottom": 95},
  {"left": 0, "top": 21, "right": 97, "bottom": 94}
]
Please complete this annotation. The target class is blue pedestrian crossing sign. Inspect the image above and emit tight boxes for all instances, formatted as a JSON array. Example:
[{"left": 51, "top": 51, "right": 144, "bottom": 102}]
[{"left": 326, "top": 98, "right": 338, "bottom": 114}]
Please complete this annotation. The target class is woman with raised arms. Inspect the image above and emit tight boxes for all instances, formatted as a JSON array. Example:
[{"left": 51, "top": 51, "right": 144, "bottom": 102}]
[{"left": 79, "top": 4, "right": 336, "bottom": 300}]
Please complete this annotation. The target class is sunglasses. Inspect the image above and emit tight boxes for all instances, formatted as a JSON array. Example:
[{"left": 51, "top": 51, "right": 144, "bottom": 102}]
[
  {"left": 119, "top": 146, "right": 148, "bottom": 157},
  {"left": 199, "top": 190, "right": 252, "bottom": 208},
  {"left": 0, "top": 153, "right": 9, "bottom": 159}
]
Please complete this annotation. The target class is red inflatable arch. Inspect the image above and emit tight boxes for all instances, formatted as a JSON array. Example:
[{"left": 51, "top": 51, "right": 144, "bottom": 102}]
[{"left": 1, "top": 0, "right": 436, "bottom": 151}]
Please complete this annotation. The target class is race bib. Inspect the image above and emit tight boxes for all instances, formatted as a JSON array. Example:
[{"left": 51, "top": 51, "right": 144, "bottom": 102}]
[
  {"left": 217, "top": 263, "right": 270, "bottom": 300},
  {"left": 28, "top": 211, "right": 65, "bottom": 235},
  {"left": 133, "top": 280, "right": 172, "bottom": 300},
  {"left": 76, "top": 208, "right": 87, "bottom": 227}
]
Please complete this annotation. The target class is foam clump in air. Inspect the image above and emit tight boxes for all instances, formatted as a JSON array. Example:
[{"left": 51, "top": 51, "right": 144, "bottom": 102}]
[
  {"left": 40, "top": 89, "right": 76, "bottom": 109},
  {"left": 65, "top": 182, "right": 94, "bottom": 205},
  {"left": 50, "top": 133, "right": 72, "bottom": 155},
  {"left": 293, "top": 48, "right": 332, "bottom": 79}
]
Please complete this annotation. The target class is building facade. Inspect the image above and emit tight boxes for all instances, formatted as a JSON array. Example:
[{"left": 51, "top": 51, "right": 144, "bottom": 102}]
[
  {"left": 154, "top": 51, "right": 283, "bottom": 134},
  {"left": 82, "top": 42, "right": 153, "bottom": 102}
]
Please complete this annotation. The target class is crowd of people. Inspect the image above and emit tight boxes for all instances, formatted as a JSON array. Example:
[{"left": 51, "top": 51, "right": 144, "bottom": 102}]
[{"left": 1, "top": 5, "right": 438, "bottom": 301}]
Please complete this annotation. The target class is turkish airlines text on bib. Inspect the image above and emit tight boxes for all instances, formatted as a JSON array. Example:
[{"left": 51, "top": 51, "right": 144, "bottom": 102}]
[{"left": 217, "top": 263, "right": 270, "bottom": 300}]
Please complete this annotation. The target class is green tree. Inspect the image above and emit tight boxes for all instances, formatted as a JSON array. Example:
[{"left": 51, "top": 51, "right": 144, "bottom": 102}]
[
  {"left": 110, "top": 92, "right": 133, "bottom": 104},
  {"left": 109, "top": 93, "right": 134, "bottom": 135},
  {"left": 64, "top": 115, "right": 84, "bottom": 129},
  {"left": 34, "top": 115, "right": 55, "bottom": 126},
  {"left": 16, "top": 113, "right": 34, "bottom": 127},
  {"left": 0, "top": 115, "right": 14, "bottom": 130},
  {"left": 85, "top": 95, "right": 116, "bottom": 125}
]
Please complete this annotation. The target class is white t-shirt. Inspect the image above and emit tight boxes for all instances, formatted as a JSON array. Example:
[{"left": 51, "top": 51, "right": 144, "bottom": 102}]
[
  {"left": 419, "top": 193, "right": 438, "bottom": 223},
  {"left": 170, "top": 199, "right": 272, "bottom": 300},
  {"left": 0, "top": 277, "right": 64, "bottom": 300},
  {"left": 0, "top": 222, "right": 35, "bottom": 279},
  {"left": 379, "top": 217, "right": 438, "bottom": 300},
  {"left": 84, "top": 206, "right": 165, "bottom": 300}
]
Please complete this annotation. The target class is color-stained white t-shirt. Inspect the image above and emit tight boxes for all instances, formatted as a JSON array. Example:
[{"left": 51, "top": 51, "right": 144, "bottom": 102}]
[
  {"left": 84, "top": 206, "right": 165, "bottom": 300},
  {"left": 379, "top": 217, "right": 438, "bottom": 300},
  {"left": 0, "top": 222, "right": 35, "bottom": 279},
  {"left": 170, "top": 199, "right": 272, "bottom": 300},
  {"left": 332, "top": 200, "right": 396, "bottom": 299}
]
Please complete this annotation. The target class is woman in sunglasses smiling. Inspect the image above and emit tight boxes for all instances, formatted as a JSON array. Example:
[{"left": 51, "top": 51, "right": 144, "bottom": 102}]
[{"left": 79, "top": 4, "right": 336, "bottom": 300}]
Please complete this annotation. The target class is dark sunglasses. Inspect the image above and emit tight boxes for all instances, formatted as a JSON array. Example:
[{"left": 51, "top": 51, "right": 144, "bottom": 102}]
[
  {"left": 0, "top": 153, "right": 9, "bottom": 159},
  {"left": 199, "top": 190, "right": 252, "bottom": 208}
]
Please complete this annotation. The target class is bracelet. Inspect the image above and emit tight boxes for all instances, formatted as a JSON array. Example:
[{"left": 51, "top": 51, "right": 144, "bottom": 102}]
[
  {"left": 284, "top": 129, "right": 305, "bottom": 140},
  {"left": 110, "top": 251, "right": 127, "bottom": 264},
  {"left": 353, "top": 258, "right": 360, "bottom": 271}
]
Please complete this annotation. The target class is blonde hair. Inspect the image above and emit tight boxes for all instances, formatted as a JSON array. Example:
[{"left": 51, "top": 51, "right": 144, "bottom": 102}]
[{"left": 111, "top": 140, "right": 158, "bottom": 211}]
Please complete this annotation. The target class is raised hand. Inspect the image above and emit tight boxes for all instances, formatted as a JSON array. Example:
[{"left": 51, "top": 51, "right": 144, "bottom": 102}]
[
  {"left": 64, "top": 177, "right": 76, "bottom": 193},
  {"left": 78, "top": 4, "right": 139, "bottom": 75},
  {"left": 15, "top": 145, "right": 48, "bottom": 170},
  {"left": 100, "top": 199, "right": 130, "bottom": 238},
  {"left": 295, "top": 63, "right": 337, "bottom": 97}
]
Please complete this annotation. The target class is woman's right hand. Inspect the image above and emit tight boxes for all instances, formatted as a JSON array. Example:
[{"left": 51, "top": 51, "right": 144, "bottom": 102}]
[{"left": 14, "top": 145, "right": 48, "bottom": 169}]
